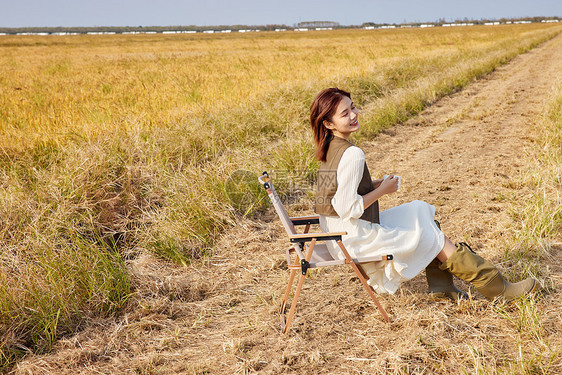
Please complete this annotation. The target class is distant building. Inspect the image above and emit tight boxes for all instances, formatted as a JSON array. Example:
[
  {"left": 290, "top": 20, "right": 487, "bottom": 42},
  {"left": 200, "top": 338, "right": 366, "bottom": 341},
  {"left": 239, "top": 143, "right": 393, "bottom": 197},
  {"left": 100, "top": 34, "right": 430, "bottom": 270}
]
[{"left": 296, "top": 21, "right": 339, "bottom": 28}]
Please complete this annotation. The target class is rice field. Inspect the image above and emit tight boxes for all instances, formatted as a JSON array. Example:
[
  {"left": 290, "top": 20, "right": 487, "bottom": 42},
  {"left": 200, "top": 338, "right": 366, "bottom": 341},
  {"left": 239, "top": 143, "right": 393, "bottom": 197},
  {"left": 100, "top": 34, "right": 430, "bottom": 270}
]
[{"left": 0, "top": 23, "right": 561, "bottom": 372}]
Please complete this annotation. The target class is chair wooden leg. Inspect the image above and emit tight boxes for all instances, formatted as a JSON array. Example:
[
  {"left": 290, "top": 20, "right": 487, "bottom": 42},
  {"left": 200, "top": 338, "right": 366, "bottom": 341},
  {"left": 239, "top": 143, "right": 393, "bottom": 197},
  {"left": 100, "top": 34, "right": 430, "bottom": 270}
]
[
  {"left": 280, "top": 269, "right": 297, "bottom": 313},
  {"left": 281, "top": 239, "right": 317, "bottom": 334},
  {"left": 354, "top": 267, "right": 391, "bottom": 323},
  {"left": 335, "top": 240, "right": 391, "bottom": 323},
  {"left": 283, "top": 273, "right": 306, "bottom": 334}
]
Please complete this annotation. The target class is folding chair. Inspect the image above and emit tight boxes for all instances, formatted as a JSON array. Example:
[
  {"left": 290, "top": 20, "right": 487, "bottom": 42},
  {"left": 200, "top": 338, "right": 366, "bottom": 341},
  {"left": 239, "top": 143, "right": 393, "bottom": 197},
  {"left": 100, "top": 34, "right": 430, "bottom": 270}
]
[{"left": 258, "top": 171, "right": 393, "bottom": 334}]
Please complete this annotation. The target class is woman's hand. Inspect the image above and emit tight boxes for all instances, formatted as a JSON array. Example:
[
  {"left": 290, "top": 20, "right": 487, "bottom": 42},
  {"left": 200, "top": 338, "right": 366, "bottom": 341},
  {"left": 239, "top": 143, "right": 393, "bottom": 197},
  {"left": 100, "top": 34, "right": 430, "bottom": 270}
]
[{"left": 379, "top": 175, "right": 399, "bottom": 195}]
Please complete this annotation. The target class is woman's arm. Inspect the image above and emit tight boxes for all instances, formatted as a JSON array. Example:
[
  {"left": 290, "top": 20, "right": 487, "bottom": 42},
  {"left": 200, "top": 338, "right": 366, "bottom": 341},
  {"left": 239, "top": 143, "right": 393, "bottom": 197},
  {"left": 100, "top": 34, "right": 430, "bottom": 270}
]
[
  {"left": 372, "top": 178, "right": 383, "bottom": 189},
  {"left": 332, "top": 147, "right": 400, "bottom": 217},
  {"left": 331, "top": 147, "right": 367, "bottom": 219},
  {"left": 363, "top": 176, "right": 399, "bottom": 209}
]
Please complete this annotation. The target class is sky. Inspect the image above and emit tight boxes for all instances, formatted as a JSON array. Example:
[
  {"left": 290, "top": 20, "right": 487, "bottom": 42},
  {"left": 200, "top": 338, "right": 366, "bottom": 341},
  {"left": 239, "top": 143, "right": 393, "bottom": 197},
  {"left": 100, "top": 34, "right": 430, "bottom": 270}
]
[{"left": 1, "top": 0, "right": 561, "bottom": 28}]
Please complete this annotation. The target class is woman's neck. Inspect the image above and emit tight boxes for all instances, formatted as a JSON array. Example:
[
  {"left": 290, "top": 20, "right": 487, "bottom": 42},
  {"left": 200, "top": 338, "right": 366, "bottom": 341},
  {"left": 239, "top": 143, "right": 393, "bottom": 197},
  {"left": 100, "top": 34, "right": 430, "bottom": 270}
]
[{"left": 332, "top": 134, "right": 350, "bottom": 141}]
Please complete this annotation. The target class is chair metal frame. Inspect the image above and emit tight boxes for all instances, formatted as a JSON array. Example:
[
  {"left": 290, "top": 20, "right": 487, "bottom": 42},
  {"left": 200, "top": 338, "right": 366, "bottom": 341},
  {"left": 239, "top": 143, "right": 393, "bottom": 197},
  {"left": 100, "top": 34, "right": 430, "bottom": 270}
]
[{"left": 259, "top": 171, "right": 393, "bottom": 334}]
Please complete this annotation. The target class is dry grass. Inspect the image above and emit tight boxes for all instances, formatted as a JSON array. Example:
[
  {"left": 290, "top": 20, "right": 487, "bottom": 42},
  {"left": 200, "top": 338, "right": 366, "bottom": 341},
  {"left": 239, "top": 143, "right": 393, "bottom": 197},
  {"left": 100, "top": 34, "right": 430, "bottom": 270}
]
[{"left": 1, "top": 24, "right": 562, "bottom": 372}]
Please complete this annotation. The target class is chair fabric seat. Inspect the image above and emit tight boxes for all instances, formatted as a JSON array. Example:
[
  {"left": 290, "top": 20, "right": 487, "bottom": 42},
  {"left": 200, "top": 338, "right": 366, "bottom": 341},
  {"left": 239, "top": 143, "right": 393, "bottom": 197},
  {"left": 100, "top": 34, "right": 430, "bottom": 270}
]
[{"left": 307, "top": 244, "right": 387, "bottom": 268}]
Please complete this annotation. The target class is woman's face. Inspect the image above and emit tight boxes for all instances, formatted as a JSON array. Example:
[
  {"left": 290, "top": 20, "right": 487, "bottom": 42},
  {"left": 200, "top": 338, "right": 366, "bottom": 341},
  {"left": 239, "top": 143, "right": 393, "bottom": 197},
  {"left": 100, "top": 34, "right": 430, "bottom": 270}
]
[{"left": 323, "top": 96, "right": 359, "bottom": 140}]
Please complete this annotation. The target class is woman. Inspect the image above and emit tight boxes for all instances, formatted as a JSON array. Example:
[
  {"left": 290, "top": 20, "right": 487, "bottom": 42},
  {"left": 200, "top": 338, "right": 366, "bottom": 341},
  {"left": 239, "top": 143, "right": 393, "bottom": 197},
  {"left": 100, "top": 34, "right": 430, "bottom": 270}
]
[{"left": 311, "top": 87, "right": 536, "bottom": 300}]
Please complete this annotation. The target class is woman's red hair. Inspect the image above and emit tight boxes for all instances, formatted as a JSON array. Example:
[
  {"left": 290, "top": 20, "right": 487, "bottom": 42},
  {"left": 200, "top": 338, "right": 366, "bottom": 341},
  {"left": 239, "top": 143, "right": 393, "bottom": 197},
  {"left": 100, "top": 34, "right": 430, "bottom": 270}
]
[{"left": 310, "top": 88, "right": 351, "bottom": 162}]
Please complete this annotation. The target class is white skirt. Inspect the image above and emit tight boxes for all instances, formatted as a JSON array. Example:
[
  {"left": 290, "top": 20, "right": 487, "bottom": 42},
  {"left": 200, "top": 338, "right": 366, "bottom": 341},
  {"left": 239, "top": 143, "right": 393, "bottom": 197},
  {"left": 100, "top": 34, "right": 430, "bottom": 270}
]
[{"left": 319, "top": 200, "right": 445, "bottom": 294}]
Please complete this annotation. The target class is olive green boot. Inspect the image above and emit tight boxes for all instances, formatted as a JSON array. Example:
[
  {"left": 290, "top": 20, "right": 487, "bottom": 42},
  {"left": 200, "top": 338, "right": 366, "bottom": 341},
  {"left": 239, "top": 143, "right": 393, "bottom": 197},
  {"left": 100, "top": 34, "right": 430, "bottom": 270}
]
[
  {"left": 439, "top": 242, "right": 537, "bottom": 300},
  {"left": 426, "top": 259, "right": 468, "bottom": 300}
]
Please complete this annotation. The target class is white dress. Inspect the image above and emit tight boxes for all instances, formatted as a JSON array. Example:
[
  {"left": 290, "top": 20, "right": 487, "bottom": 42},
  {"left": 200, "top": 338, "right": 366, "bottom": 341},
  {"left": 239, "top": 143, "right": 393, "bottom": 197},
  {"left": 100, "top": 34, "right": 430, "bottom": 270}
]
[{"left": 318, "top": 146, "right": 445, "bottom": 294}]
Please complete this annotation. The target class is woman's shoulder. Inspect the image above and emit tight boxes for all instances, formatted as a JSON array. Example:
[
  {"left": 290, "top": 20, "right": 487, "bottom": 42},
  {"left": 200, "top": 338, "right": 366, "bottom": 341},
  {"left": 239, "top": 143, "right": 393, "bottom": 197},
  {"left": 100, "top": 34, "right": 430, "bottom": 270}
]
[{"left": 341, "top": 145, "right": 365, "bottom": 160}]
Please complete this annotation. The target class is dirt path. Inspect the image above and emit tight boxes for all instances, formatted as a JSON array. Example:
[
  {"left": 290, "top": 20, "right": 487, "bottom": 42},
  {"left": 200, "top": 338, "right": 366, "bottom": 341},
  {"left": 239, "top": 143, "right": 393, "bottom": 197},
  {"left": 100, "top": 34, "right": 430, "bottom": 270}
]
[
  {"left": 365, "top": 32, "right": 562, "bottom": 255},
  {"left": 14, "top": 34, "right": 562, "bottom": 374}
]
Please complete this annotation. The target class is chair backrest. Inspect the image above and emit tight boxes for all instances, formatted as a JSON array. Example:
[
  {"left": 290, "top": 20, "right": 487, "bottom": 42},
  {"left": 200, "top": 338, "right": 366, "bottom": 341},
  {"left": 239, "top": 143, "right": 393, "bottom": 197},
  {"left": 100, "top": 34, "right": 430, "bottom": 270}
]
[{"left": 259, "top": 173, "right": 297, "bottom": 236}]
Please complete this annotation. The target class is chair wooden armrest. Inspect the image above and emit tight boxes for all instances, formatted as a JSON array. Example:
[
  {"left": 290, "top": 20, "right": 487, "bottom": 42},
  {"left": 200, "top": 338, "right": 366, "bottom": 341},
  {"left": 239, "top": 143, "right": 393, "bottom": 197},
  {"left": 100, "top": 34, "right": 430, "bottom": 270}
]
[
  {"left": 290, "top": 215, "right": 320, "bottom": 226},
  {"left": 288, "top": 231, "right": 347, "bottom": 243}
]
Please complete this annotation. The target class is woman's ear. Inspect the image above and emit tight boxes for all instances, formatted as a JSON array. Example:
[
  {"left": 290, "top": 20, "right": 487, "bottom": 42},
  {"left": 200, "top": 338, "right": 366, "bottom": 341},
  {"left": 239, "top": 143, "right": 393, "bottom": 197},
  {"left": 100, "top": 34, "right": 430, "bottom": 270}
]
[{"left": 323, "top": 119, "right": 334, "bottom": 130}]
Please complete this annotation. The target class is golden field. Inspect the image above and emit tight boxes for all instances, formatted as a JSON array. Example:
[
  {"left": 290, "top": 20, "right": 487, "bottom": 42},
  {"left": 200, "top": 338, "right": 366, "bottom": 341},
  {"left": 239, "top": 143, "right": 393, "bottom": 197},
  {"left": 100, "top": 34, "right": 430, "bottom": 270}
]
[
  {"left": 2, "top": 24, "right": 560, "bottom": 148},
  {"left": 1, "top": 23, "right": 561, "bottom": 373}
]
